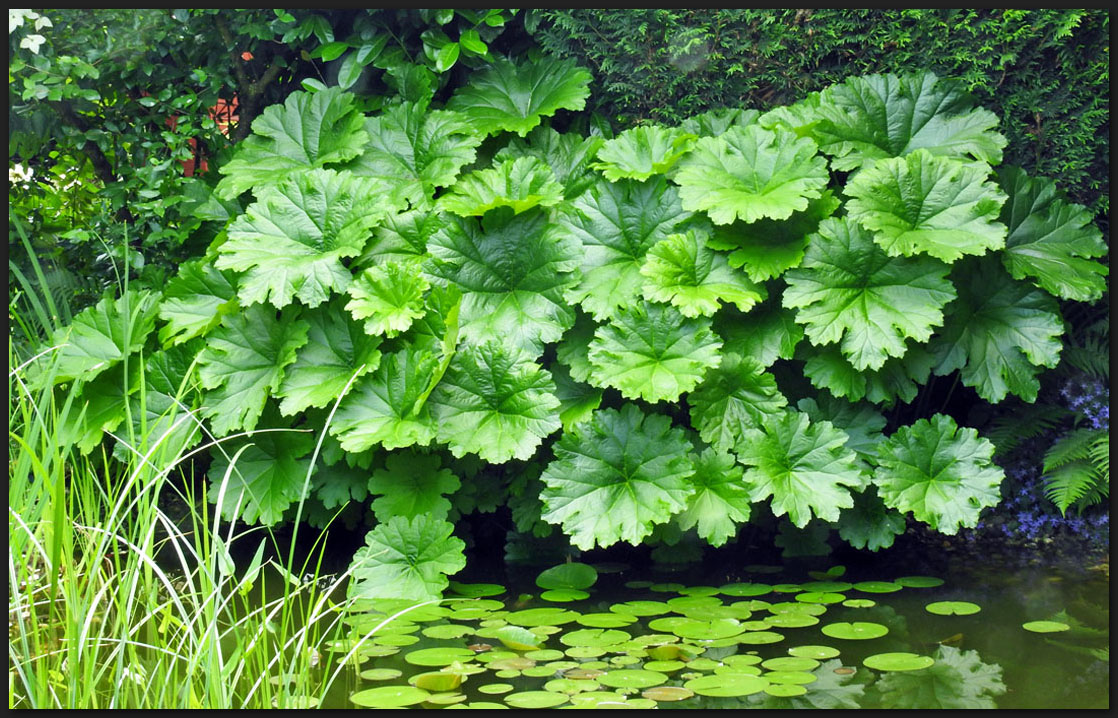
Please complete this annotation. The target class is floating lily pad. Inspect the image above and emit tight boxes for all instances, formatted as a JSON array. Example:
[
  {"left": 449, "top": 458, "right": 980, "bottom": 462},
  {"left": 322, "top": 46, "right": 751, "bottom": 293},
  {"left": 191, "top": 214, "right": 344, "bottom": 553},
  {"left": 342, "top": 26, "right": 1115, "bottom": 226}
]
[
  {"left": 808, "top": 565, "right": 847, "bottom": 580},
  {"left": 765, "top": 613, "right": 820, "bottom": 629},
  {"left": 374, "top": 633, "right": 420, "bottom": 647},
  {"left": 925, "top": 601, "right": 981, "bottom": 616},
  {"left": 740, "top": 620, "right": 773, "bottom": 631},
  {"left": 568, "top": 691, "right": 635, "bottom": 707},
  {"left": 475, "top": 650, "right": 519, "bottom": 664},
  {"left": 643, "top": 660, "right": 687, "bottom": 673},
  {"left": 624, "top": 580, "right": 654, "bottom": 589},
  {"left": 356, "top": 644, "right": 400, "bottom": 658},
  {"left": 1022, "top": 620, "right": 1071, "bottom": 633},
  {"left": 545, "top": 678, "right": 599, "bottom": 694},
  {"left": 669, "top": 618, "right": 746, "bottom": 640},
  {"left": 276, "top": 696, "right": 319, "bottom": 709},
  {"left": 772, "top": 584, "right": 804, "bottom": 593},
  {"left": 795, "top": 591, "right": 846, "bottom": 604},
  {"left": 678, "top": 585, "right": 722, "bottom": 596},
  {"left": 715, "top": 663, "right": 762, "bottom": 677},
  {"left": 449, "top": 582, "right": 506, "bottom": 597},
  {"left": 577, "top": 612, "right": 638, "bottom": 628},
  {"left": 424, "top": 693, "right": 468, "bottom": 706},
  {"left": 405, "top": 647, "right": 478, "bottom": 666},
  {"left": 541, "top": 588, "right": 589, "bottom": 602},
  {"left": 764, "top": 670, "right": 818, "bottom": 685},
  {"left": 667, "top": 595, "right": 724, "bottom": 611},
  {"left": 597, "top": 669, "right": 669, "bottom": 689},
  {"left": 647, "top": 616, "right": 691, "bottom": 633},
  {"left": 422, "top": 624, "right": 473, "bottom": 640},
  {"left": 611, "top": 601, "right": 671, "bottom": 617},
  {"left": 894, "top": 576, "right": 944, "bottom": 588},
  {"left": 503, "top": 690, "right": 569, "bottom": 708},
  {"left": 842, "top": 598, "right": 876, "bottom": 608},
  {"left": 609, "top": 654, "right": 642, "bottom": 667},
  {"left": 821, "top": 621, "right": 889, "bottom": 640},
  {"left": 764, "top": 683, "right": 808, "bottom": 697},
  {"left": 641, "top": 686, "right": 695, "bottom": 702},
  {"left": 853, "top": 581, "right": 903, "bottom": 593},
  {"left": 863, "top": 652, "right": 936, "bottom": 671},
  {"left": 762, "top": 656, "right": 821, "bottom": 671},
  {"left": 446, "top": 701, "right": 507, "bottom": 709},
  {"left": 494, "top": 669, "right": 520, "bottom": 679},
  {"left": 768, "top": 601, "right": 827, "bottom": 616},
  {"left": 360, "top": 667, "right": 403, "bottom": 681},
  {"left": 644, "top": 643, "right": 689, "bottom": 661},
  {"left": 410, "top": 671, "right": 464, "bottom": 692},
  {"left": 722, "top": 654, "right": 764, "bottom": 668},
  {"left": 684, "top": 657, "right": 722, "bottom": 671},
  {"left": 350, "top": 685, "right": 431, "bottom": 708},
  {"left": 560, "top": 628, "right": 631, "bottom": 648},
  {"left": 536, "top": 562, "right": 599, "bottom": 590},
  {"left": 525, "top": 649, "right": 565, "bottom": 661},
  {"left": 788, "top": 644, "right": 840, "bottom": 659},
  {"left": 685, "top": 673, "right": 770, "bottom": 697},
  {"left": 565, "top": 645, "right": 607, "bottom": 659},
  {"left": 490, "top": 625, "right": 542, "bottom": 651},
  {"left": 506, "top": 607, "right": 580, "bottom": 626},
  {"left": 737, "top": 631, "right": 785, "bottom": 645},
  {"left": 523, "top": 665, "right": 560, "bottom": 678},
  {"left": 563, "top": 667, "right": 606, "bottom": 680},
  {"left": 720, "top": 583, "right": 773, "bottom": 597}
]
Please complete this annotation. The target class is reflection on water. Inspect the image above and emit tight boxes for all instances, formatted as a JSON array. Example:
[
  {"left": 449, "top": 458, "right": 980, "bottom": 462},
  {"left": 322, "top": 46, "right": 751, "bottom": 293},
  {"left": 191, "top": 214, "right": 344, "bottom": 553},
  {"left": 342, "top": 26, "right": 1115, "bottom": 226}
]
[{"left": 328, "top": 548, "right": 1109, "bottom": 710}]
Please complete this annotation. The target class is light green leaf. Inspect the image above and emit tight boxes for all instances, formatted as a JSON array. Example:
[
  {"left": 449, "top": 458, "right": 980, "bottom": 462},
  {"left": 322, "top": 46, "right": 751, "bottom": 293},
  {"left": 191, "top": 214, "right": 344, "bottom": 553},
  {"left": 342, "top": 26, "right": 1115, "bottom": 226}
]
[
  {"left": 345, "top": 260, "right": 430, "bottom": 337},
  {"left": 330, "top": 347, "right": 439, "bottom": 452},
  {"left": 438, "top": 156, "right": 564, "bottom": 216},
  {"left": 368, "top": 451, "right": 461, "bottom": 521},
  {"left": 551, "top": 363, "right": 603, "bottom": 431},
  {"left": 197, "top": 305, "right": 309, "bottom": 436},
  {"left": 845, "top": 150, "right": 1008, "bottom": 263},
  {"left": 63, "top": 362, "right": 138, "bottom": 454},
  {"left": 796, "top": 394, "right": 886, "bottom": 465},
  {"left": 640, "top": 229, "right": 765, "bottom": 317},
  {"left": 359, "top": 208, "right": 447, "bottom": 264},
  {"left": 349, "top": 515, "right": 467, "bottom": 602},
  {"left": 446, "top": 55, "right": 592, "bottom": 137},
  {"left": 738, "top": 411, "right": 867, "bottom": 528},
  {"left": 808, "top": 71, "right": 1006, "bottom": 171},
  {"left": 47, "top": 288, "right": 160, "bottom": 385},
  {"left": 493, "top": 126, "right": 604, "bottom": 199},
  {"left": 277, "top": 300, "right": 382, "bottom": 415},
  {"left": 873, "top": 414, "right": 1003, "bottom": 534},
  {"left": 217, "top": 169, "right": 394, "bottom": 308},
  {"left": 540, "top": 404, "right": 695, "bottom": 550},
  {"left": 688, "top": 352, "right": 787, "bottom": 453},
  {"left": 674, "top": 124, "right": 829, "bottom": 225},
  {"left": 216, "top": 88, "right": 368, "bottom": 198},
  {"left": 427, "top": 207, "right": 580, "bottom": 354},
  {"left": 208, "top": 426, "right": 316, "bottom": 526},
  {"left": 558, "top": 176, "right": 691, "bottom": 320},
  {"left": 783, "top": 217, "right": 956, "bottom": 371},
  {"left": 345, "top": 101, "right": 483, "bottom": 207},
  {"left": 675, "top": 448, "right": 751, "bottom": 547},
  {"left": 929, "top": 256, "right": 1064, "bottom": 403},
  {"left": 591, "top": 125, "right": 696, "bottom": 182},
  {"left": 158, "top": 260, "right": 238, "bottom": 346},
  {"left": 429, "top": 341, "right": 561, "bottom": 463},
  {"left": 997, "top": 166, "right": 1109, "bottom": 302},
  {"left": 680, "top": 108, "right": 760, "bottom": 138},
  {"left": 587, "top": 300, "right": 722, "bottom": 403}
]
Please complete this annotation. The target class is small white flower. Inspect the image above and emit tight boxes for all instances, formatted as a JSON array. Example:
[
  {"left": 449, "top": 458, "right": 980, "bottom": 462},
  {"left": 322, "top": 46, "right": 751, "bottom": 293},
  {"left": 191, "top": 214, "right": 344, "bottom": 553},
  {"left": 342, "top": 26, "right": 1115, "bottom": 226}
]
[
  {"left": 9, "top": 9, "right": 38, "bottom": 34},
  {"left": 33, "top": 14, "right": 51, "bottom": 31},
  {"left": 19, "top": 33, "right": 46, "bottom": 54}
]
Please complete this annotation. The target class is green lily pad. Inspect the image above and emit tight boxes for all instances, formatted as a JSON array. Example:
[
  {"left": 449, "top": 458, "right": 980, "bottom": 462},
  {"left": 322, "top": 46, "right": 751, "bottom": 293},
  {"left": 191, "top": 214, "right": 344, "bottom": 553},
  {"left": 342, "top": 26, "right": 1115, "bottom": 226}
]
[
  {"left": 597, "top": 669, "right": 669, "bottom": 689},
  {"left": 506, "top": 607, "right": 580, "bottom": 626},
  {"left": 568, "top": 691, "right": 636, "bottom": 707},
  {"left": 764, "top": 670, "right": 818, "bottom": 685},
  {"left": 405, "top": 647, "right": 478, "bottom": 666},
  {"left": 765, "top": 613, "right": 820, "bottom": 629},
  {"left": 449, "top": 582, "right": 506, "bottom": 597},
  {"left": 894, "top": 575, "right": 944, "bottom": 588},
  {"left": 641, "top": 686, "right": 695, "bottom": 702},
  {"left": 488, "top": 656, "right": 536, "bottom": 672},
  {"left": 647, "top": 616, "right": 691, "bottom": 633},
  {"left": 446, "top": 701, "right": 508, "bottom": 709},
  {"left": 424, "top": 693, "right": 468, "bottom": 705},
  {"left": 685, "top": 657, "right": 722, "bottom": 671},
  {"left": 808, "top": 565, "right": 847, "bottom": 580},
  {"left": 491, "top": 625, "right": 542, "bottom": 651},
  {"left": 374, "top": 633, "right": 420, "bottom": 647},
  {"left": 644, "top": 643, "right": 688, "bottom": 661},
  {"left": 667, "top": 595, "right": 724, "bottom": 612},
  {"left": 541, "top": 588, "right": 589, "bottom": 602},
  {"left": 685, "top": 673, "right": 770, "bottom": 697},
  {"left": 536, "top": 562, "right": 599, "bottom": 590},
  {"left": 565, "top": 645, "right": 606, "bottom": 659},
  {"left": 820, "top": 621, "right": 889, "bottom": 640},
  {"left": 842, "top": 598, "right": 876, "bottom": 608},
  {"left": 356, "top": 644, "right": 400, "bottom": 658},
  {"left": 523, "top": 665, "right": 560, "bottom": 678},
  {"left": 422, "top": 624, "right": 474, "bottom": 640},
  {"left": 545, "top": 678, "right": 599, "bottom": 694},
  {"left": 560, "top": 628, "right": 631, "bottom": 647},
  {"left": 722, "top": 654, "right": 764, "bottom": 668},
  {"left": 525, "top": 649, "right": 565, "bottom": 661},
  {"left": 1022, "top": 620, "right": 1071, "bottom": 633},
  {"left": 863, "top": 652, "right": 936, "bottom": 671},
  {"left": 609, "top": 654, "right": 642, "bottom": 666},
  {"left": 852, "top": 581, "right": 903, "bottom": 593},
  {"left": 768, "top": 601, "right": 827, "bottom": 616},
  {"left": 925, "top": 601, "right": 981, "bottom": 616},
  {"left": 788, "top": 644, "right": 840, "bottom": 659},
  {"left": 678, "top": 585, "right": 721, "bottom": 596},
  {"left": 563, "top": 667, "right": 605, "bottom": 680},
  {"left": 764, "top": 683, "right": 808, "bottom": 697},
  {"left": 669, "top": 618, "right": 746, "bottom": 640},
  {"left": 494, "top": 669, "right": 521, "bottom": 679},
  {"left": 715, "top": 663, "right": 762, "bottom": 676},
  {"left": 719, "top": 583, "right": 773, "bottom": 597},
  {"left": 503, "top": 690, "right": 569, "bottom": 708},
  {"left": 737, "top": 631, "right": 785, "bottom": 645},
  {"left": 611, "top": 600, "right": 670, "bottom": 617},
  {"left": 740, "top": 620, "right": 773, "bottom": 631},
  {"left": 643, "top": 660, "right": 687, "bottom": 673},
  {"left": 574, "top": 613, "right": 635, "bottom": 629},
  {"left": 772, "top": 583, "right": 804, "bottom": 593},
  {"left": 624, "top": 580, "right": 654, "bottom": 589},
  {"left": 359, "top": 667, "right": 403, "bottom": 681},
  {"left": 795, "top": 591, "right": 846, "bottom": 604},
  {"left": 350, "top": 685, "right": 431, "bottom": 708},
  {"left": 410, "top": 671, "right": 464, "bottom": 692},
  {"left": 762, "top": 656, "right": 821, "bottom": 671}
]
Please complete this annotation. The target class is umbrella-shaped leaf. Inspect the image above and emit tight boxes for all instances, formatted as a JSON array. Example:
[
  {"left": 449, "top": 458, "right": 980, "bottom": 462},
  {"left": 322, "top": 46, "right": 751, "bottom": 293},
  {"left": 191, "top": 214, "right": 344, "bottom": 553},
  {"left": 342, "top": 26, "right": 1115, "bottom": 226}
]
[
  {"left": 207, "top": 426, "right": 316, "bottom": 526},
  {"left": 439, "top": 156, "right": 564, "bottom": 216},
  {"left": 641, "top": 229, "right": 766, "bottom": 317},
  {"left": 674, "top": 448, "right": 752, "bottom": 547},
  {"left": 368, "top": 450, "right": 460, "bottom": 521},
  {"left": 330, "top": 347, "right": 439, "bottom": 451},
  {"left": 157, "top": 261, "right": 238, "bottom": 347},
  {"left": 345, "top": 259, "right": 430, "bottom": 338},
  {"left": 591, "top": 125, "right": 696, "bottom": 182},
  {"left": 348, "top": 515, "right": 467, "bottom": 602},
  {"left": 688, "top": 353, "right": 787, "bottom": 453}
]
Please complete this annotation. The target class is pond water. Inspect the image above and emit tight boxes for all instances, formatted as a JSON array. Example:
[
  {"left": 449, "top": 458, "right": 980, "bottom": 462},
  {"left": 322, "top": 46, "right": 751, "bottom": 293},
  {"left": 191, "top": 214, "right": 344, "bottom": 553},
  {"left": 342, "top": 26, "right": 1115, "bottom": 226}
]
[{"left": 317, "top": 542, "right": 1109, "bottom": 710}]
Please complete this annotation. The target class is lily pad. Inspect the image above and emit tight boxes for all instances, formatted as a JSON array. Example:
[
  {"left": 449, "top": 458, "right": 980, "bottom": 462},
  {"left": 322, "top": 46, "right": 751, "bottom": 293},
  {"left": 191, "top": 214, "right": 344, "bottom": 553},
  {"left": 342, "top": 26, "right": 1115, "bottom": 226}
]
[
  {"left": 536, "top": 562, "right": 599, "bottom": 590},
  {"left": 374, "top": 633, "right": 420, "bottom": 647},
  {"left": 795, "top": 591, "right": 846, "bottom": 604},
  {"left": 863, "top": 652, "right": 936, "bottom": 671},
  {"left": 925, "top": 601, "right": 981, "bottom": 616},
  {"left": 565, "top": 645, "right": 607, "bottom": 658},
  {"left": 808, "top": 565, "right": 847, "bottom": 580},
  {"left": 609, "top": 654, "right": 642, "bottom": 666},
  {"left": 894, "top": 575, "right": 944, "bottom": 588},
  {"left": 722, "top": 654, "right": 764, "bottom": 668},
  {"left": 597, "top": 669, "right": 669, "bottom": 689},
  {"left": 449, "top": 582, "right": 506, "bottom": 597},
  {"left": 541, "top": 588, "right": 589, "bottom": 602},
  {"left": 685, "top": 657, "right": 722, "bottom": 671},
  {"left": 446, "top": 701, "right": 507, "bottom": 709},
  {"left": 359, "top": 667, "right": 403, "bottom": 681},
  {"left": 685, "top": 673, "right": 770, "bottom": 697},
  {"left": 411, "top": 671, "right": 464, "bottom": 692},
  {"left": 568, "top": 690, "right": 637, "bottom": 707},
  {"left": 523, "top": 665, "right": 560, "bottom": 678},
  {"left": 842, "top": 598, "right": 876, "bottom": 608},
  {"left": 820, "top": 621, "right": 889, "bottom": 640},
  {"left": 762, "top": 656, "right": 821, "bottom": 671},
  {"left": 678, "top": 585, "right": 722, "bottom": 596},
  {"left": 424, "top": 693, "right": 468, "bottom": 705},
  {"left": 667, "top": 595, "right": 724, "bottom": 611},
  {"left": 720, "top": 583, "right": 773, "bottom": 597},
  {"left": 422, "top": 624, "right": 474, "bottom": 640},
  {"left": 669, "top": 618, "right": 746, "bottom": 640},
  {"left": 714, "top": 664, "right": 762, "bottom": 676},
  {"left": 641, "top": 686, "right": 695, "bottom": 702},
  {"left": 525, "top": 649, "right": 566, "bottom": 661},
  {"left": 768, "top": 601, "right": 827, "bottom": 616},
  {"left": 788, "top": 644, "right": 840, "bottom": 659},
  {"left": 350, "top": 685, "right": 431, "bottom": 708},
  {"left": 560, "top": 628, "right": 631, "bottom": 647},
  {"left": 647, "top": 616, "right": 691, "bottom": 633},
  {"left": 772, "top": 583, "right": 804, "bottom": 593},
  {"left": 545, "top": 678, "right": 599, "bottom": 694},
  {"left": 475, "top": 650, "right": 519, "bottom": 664},
  {"left": 503, "top": 690, "right": 569, "bottom": 709},
  {"left": 852, "top": 581, "right": 903, "bottom": 593},
  {"left": 764, "top": 670, "right": 818, "bottom": 685},
  {"left": 405, "top": 647, "right": 478, "bottom": 666},
  {"left": 737, "top": 631, "right": 785, "bottom": 645},
  {"left": 643, "top": 660, "right": 687, "bottom": 673},
  {"left": 611, "top": 600, "right": 671, "bottom": 617},
  {"left": 1022, "top": 620, "right": 1071, "bottom": 633},
  {"left": 491, "top": 625, "right": 543, "bottom": 651},
  {"left": 645, "top": 643, "right": 689, "bottom": 661},
  {"left": 578, "top": 612, "right": 638, "bottom": 628},
  {"left": 506, "top": 607, "right": 580, "bottom": 626},
  {"left": 765, "top": 613, "right": 820, "bottom": 629},
  {"left": 764, "top": 683, "right": 808, "bottom": 697}
]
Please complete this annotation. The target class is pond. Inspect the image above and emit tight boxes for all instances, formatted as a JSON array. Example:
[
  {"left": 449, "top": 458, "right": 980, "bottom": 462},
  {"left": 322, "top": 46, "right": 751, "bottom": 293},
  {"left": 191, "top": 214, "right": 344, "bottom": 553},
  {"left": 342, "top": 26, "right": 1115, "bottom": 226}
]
[{"left": 314, "top": 539, "right": 1109, "bottom": 710}]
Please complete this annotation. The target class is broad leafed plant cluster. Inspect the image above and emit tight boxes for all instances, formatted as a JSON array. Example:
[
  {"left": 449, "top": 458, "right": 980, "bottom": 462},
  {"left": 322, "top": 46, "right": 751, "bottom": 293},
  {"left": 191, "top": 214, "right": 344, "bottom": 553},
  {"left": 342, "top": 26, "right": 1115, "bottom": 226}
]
[{"left": 38, "top": 58, "right": 1109, "bottom": 600}]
